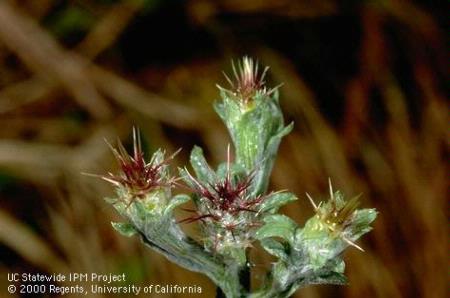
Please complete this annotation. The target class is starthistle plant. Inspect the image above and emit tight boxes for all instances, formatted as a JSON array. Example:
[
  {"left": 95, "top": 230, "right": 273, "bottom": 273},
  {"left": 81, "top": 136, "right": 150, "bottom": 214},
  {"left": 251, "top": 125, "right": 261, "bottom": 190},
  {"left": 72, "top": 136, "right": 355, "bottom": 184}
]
[{"left": 96, "top": 57, "right": 377, "bottom": 298}]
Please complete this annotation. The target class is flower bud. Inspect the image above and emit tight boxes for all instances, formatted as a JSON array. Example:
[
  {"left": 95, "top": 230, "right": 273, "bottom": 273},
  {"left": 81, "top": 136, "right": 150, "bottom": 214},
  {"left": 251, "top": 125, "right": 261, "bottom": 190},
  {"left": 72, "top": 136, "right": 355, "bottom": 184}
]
[
  {"left": 101, "top": 128, "right": 178, "bottom": 215},
  {"left": 215, "top": 57, "right": 293, "bottom": 195},
  {"left": 299, "top": 181, "right": 377, "bottom": 269}
]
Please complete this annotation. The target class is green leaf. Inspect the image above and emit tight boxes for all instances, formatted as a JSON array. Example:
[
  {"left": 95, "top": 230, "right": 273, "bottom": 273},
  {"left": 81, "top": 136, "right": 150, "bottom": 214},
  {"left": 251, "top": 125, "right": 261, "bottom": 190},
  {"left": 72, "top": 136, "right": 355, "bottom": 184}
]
[
  {"left": 255, "top": 215, "right": 297, "bottom": 243},
  {"left": 132, "top": 200, "right": 148, "bottom": 222},
  {"left": 251, "top": 122, "right": 294, "bottom": 194},
  {"left": 353, "top": 208, "right": 377, "bottom": 226},
  {"left": 164, "top": 194, "right": 190, "bottom": 216},
  {"left": 150, "top": 148, "right": 165, "bottom": 166},
  {"left": 310, "top": 271, "right": 348, "bottom": 286},
  {"left": 111, "top": 222, "right": 137, "bottom": 237},
  {"left": 190, "top": 146, "right": 216, "bottom": 184},
  {"left": 264, "top": 122, "right": 294, "bottom": 161},
  {"left": 104, "top": 196, "right": 118, "bottom": 204},
  {"left": 259, "top": 192, "right": 297, "bottom": 214},
  {"left": 106, "top": 191, "right": 127, "bottom": 215},
  {"left": 329, "top": 257, "right": 345, "bottom": 274},
  {"left": 260, "top": 238, "right": 288, "bottom": 260},
  {"left": 216, "top": 162, "right": 246, "bottom": 181},
  {"left": 348, "top": 208, "right": 378, "bottom": 239},
  {"left": 178, "top": 167, "right": 197, "bottom": 189}
]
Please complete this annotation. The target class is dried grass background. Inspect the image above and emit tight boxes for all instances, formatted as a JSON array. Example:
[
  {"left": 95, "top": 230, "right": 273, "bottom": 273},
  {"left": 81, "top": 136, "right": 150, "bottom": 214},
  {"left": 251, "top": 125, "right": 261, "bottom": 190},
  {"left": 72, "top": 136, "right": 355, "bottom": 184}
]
[{"left": 0, "top": 1, "right": 448, "bottom": 297}]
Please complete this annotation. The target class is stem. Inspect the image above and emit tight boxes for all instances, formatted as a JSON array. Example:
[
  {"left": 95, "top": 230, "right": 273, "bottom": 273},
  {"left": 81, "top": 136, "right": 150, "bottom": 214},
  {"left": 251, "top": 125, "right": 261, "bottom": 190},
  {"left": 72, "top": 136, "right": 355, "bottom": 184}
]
[
  {"left": 137, "top": 219, "right": 243, "bottom": 297},
  {"left": 216, "top": 257, "right": 250, "bottom": 298}
]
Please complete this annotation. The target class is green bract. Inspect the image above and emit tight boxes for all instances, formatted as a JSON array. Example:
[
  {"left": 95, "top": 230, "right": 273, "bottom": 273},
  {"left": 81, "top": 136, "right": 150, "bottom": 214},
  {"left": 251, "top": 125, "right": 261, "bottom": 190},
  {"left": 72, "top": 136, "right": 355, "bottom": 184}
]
[{"left": 97, "top": 57, "right": 377, "bottom": 298}]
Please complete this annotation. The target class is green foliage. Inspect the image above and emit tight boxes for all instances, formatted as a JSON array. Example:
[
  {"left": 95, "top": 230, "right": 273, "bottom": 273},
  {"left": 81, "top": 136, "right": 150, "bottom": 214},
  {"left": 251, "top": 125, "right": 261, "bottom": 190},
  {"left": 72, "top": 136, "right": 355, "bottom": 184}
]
[
  {"left": 258, "top": 192, "right": 297, "bottom": 214},
  {"left": 255, "top": 215, "right": 297, "bottom": 243},
  {"left": 100, "top": 57, "right": 377, "bottom": 298},
  {"left": 111, "top": 222, "right": 137, "bottom": 237},
  {"left": 214, "top": 88, "right": 293, "bottom": 195}
]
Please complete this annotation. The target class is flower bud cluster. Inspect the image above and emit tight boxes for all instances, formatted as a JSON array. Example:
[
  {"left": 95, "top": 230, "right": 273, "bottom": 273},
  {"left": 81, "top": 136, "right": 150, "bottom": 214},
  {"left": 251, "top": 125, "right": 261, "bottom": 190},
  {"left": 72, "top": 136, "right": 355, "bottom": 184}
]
[{"left": 95, "top": 57, "right": 377, "bottom": 298}]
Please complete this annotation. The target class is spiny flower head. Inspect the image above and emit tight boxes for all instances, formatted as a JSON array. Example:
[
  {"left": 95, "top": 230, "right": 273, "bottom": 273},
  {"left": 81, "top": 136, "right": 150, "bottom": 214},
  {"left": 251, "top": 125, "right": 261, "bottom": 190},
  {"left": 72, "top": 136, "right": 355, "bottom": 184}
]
[
  {"left": 181, "top": 148, "right": 266, "bottom": 251},
  {"left": 102, "top": 128, "right": 179, "bottom": 201},
  {"left": 182, "top": 170, "right": 263, "bottom": 224},
  {"left": 219, "top": 56, "right": 276, "bottom": 105},
  {"left": 306, "top": 179, "right": 364, "bottom": 251}
]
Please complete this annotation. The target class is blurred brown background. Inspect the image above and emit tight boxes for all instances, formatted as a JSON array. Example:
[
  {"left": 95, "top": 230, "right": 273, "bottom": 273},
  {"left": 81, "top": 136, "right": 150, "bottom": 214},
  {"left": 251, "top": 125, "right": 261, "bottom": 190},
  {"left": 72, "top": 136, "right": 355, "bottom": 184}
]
[{"left": 0, "top": 0, "right": 448, "bottom": 297}]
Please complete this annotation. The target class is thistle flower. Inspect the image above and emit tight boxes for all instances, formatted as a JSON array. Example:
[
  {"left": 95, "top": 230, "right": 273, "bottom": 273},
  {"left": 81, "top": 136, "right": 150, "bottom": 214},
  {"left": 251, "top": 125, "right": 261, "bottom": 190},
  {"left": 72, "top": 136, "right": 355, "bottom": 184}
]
[
  {"left": 219, "top": 56, "right": 277, "bottom": 105},
  {"left": 100, "top": 128, "right": 179, "bottom": 205},
  {"left": 305, "top": 179, "right": 365, "bottom": 251},
  {"left": 181, "top": 147, "right": 266, "bottom": 252},
  {"left": 181, "top": 170, "right": 264, "bottom": 224}
]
